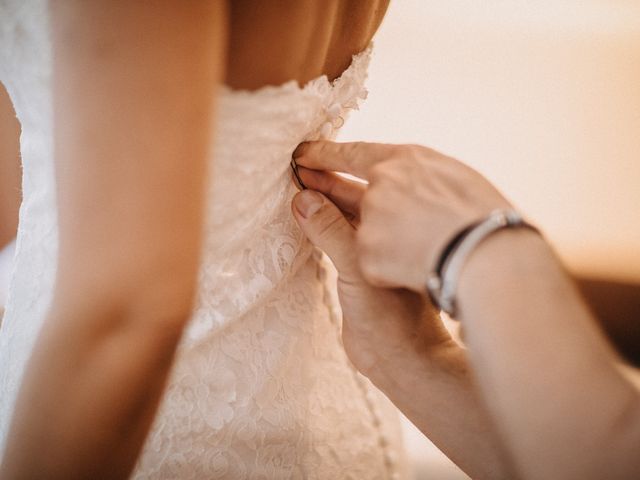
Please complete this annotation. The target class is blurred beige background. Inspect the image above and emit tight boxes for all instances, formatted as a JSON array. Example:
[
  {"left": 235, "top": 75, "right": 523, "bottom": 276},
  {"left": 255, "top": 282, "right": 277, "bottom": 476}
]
[{"left": 337, "top": 1, "right": 640, "bottom": 478}]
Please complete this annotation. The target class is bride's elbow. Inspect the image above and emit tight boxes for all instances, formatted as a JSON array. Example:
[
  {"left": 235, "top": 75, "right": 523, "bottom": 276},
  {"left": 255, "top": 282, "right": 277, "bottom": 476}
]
[{"left": 49, "top": 247, "right": 201, "bottom": 345}]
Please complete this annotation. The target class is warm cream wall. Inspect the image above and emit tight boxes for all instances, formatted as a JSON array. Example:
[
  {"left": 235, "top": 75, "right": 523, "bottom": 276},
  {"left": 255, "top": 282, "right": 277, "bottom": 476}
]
[{"left": 339, "top": 0, "right": 640, "bottom": 283}]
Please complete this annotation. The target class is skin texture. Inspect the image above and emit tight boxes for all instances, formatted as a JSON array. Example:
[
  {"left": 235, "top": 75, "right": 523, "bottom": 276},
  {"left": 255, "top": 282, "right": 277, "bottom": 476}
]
[
  {"left": 0, "top": 84, "right": 20, "bottom": 250},
  {"left": 226, "top": 0, "right": 389, "bottom": 89},
  {"left": 0, "top": 2, "right": 389, "bottom": 478},
  {"left": 291, "top": 140, "right": 640, "bottom": 480}
]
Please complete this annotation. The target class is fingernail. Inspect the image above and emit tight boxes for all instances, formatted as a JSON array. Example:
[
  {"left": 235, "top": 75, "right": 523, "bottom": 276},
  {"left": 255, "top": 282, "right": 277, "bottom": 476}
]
[
  {"left": 294, "top": 190, "right": 324, "bottom": 218},
  {"left": 292, "top": 142, "right": 309, "bottom": 159}
]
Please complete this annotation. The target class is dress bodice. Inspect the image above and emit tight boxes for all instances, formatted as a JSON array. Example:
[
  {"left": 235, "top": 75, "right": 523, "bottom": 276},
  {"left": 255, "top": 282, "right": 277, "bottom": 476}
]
[
  {"left": 186, "top": 42, "right": 371, "bottom": 344},
  {"left": 0, "top": 2, "right": 408, "bottom": 478}
]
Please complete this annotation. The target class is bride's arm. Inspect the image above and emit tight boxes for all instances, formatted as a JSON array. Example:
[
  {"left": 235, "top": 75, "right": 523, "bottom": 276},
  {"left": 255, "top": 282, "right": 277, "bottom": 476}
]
[
  {"left": 0, "top": 83, "right": 20, "bottom": 251},
  {"left": 0, "top": 2, "right": 228, "bottom": 478}
]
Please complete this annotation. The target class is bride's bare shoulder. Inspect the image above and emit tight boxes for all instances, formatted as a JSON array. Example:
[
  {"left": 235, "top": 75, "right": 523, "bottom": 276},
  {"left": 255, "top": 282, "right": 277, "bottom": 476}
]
[{"left": 225, "top": 0, "right": 389, "bottom": 90}]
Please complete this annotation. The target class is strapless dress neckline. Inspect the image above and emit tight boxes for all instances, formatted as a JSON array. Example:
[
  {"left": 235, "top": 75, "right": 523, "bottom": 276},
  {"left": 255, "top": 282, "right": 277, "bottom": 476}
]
[{"left": 220, "top": 41, "right": 373, "bottom": 99}]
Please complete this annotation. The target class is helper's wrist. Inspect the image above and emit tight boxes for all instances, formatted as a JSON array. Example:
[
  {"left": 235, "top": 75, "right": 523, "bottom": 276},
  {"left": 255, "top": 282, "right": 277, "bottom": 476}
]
[
  {"left": 366, "top": 308, "right": 460, "bottom": 389},
  {"left": 426, "top": 210, "right": 540, "bottom": 317},
  {"left": 456, "top": 227, "right": 556, "bottom": 316},
  {"left": 368, "top": 334, "right": 463, "bottom": 394}
]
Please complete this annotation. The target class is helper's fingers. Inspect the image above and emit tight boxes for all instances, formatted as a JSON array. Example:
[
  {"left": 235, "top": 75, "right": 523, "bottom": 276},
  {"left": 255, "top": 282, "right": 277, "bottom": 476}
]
[
  {"left": 292, "top": 140, "right": 397, "bottom": 181},
  {"left": 291, "top": 190, "right": 362, "bottom": 283},
  {"left": 297, "top": 166, "right": 365, "bottom": 223}
]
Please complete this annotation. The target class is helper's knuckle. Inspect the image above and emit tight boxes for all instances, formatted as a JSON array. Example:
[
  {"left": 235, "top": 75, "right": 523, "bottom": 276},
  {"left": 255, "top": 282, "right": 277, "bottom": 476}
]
[
  {"left": 358, "top": 254, "right": 386, "bottom": 286},
  {"left": 406, "top": 143, "right": 426, "bottom": 156},
  {"left": 368, "top": 161, "right": 391, "bottom": 182},
  {"left": 316, "top": 212, "right": 346, "bottom": 239}
]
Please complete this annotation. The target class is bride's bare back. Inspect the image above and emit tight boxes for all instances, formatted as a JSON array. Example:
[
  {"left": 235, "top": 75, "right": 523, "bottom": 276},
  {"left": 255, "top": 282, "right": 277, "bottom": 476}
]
[{"left": 226, "top": 0, "right": 388, "bottom": 89}]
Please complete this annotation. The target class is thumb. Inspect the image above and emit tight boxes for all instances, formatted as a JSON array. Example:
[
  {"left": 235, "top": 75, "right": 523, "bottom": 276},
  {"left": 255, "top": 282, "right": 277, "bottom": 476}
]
[{"left": 292, "top": 189, "right": 361, "bottom": 282}]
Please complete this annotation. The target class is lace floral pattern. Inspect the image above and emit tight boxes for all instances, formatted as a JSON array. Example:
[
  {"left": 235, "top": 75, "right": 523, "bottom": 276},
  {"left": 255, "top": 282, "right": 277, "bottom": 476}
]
[{"left": 0, "top": 2, "right": 409, "bottom": 478}]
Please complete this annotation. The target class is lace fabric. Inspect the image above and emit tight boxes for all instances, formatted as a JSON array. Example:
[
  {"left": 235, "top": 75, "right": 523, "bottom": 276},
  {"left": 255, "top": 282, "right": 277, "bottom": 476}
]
[{"left": 0, "top": 2, "right": 409, "bottom": 478}]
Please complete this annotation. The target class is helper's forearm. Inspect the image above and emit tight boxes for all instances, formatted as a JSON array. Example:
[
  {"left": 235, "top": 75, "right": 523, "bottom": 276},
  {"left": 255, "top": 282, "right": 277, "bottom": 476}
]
[
  {"left": 371, "top": 339, "right": 517, "bottom": 480},
  {"left": 458, "top": 229, "right": 640, "bottom": 480}
]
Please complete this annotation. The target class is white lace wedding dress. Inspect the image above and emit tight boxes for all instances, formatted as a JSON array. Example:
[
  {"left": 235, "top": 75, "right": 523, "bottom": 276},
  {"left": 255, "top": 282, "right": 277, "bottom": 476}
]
[{"left": 0, "top": 2, "right": 408, "bottom": 478}]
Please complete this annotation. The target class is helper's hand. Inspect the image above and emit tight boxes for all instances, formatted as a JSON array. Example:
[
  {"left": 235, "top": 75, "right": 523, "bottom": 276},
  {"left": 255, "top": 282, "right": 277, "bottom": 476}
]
[
  {"left": 292, "top": 141, "right": 512, "bottom": 293},
  {"left": 290, "top": 180, "right": 452, "bottom": 379},
  {"left": 290, "top": 143, "right": 530, "bottom": 480}
]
